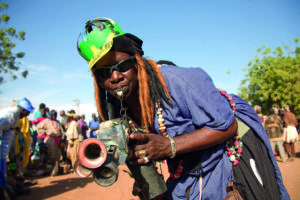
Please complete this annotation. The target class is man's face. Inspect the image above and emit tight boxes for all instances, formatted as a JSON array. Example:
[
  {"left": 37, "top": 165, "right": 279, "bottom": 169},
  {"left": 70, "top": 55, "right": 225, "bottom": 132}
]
[
  {"left": 92, "top": 52, "right": 138, "bottom": 100},
  {"left": 60, "top": 111, "right": 65, "bottom": 117},
  {"left": 40, "top": 108, "right": 47, "bottom": 117},
  {"left": 19, "top": 107, "right": 30, "bottom": 119}
]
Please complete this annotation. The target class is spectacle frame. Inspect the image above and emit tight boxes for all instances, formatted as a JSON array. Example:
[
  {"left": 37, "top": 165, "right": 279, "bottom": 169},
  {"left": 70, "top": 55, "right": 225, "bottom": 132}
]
[{"left": 94, "top": 56, "right": 135, "bottom": 79}]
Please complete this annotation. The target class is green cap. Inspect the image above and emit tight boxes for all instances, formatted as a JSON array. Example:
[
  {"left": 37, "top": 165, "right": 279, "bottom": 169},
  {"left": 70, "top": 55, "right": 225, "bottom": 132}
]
[{"left": 77, "top": 17, "right": 124, "bottom": 70}]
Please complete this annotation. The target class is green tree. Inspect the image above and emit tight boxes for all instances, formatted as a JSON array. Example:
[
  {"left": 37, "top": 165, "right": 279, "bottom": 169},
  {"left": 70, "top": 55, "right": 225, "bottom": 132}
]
[
  {"left": 239, "top": 38, "right": 300, "bottom": 118},
  {"left": 0, "top": 2, "right": 27, "bottom": 83}
]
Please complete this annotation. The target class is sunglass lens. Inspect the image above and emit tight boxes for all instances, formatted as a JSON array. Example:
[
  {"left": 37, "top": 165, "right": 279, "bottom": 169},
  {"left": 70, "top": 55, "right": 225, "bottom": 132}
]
[
  {"left": 117, "top": 58, "right": 135, "bottom": 72},
  {"left": 97, "top": 56, "right": 135, "bottom": 79},
  {"left": 96, "top": 68, "right": 111, "bottom": 78}
]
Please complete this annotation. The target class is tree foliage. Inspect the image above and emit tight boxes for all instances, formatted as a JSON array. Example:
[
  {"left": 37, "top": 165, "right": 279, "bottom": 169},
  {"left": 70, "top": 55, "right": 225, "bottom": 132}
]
[
  {"left": 0, "top": 2, "right": 27, "bottom": 83},
  {"left": 239, "top": 38, "right": 300, "bottom": 118}
]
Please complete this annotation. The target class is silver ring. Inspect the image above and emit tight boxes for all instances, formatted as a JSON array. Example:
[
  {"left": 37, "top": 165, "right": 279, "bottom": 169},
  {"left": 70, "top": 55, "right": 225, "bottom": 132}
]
[{"left": 143, "top": 156, "right": 149, "bottom": 164}]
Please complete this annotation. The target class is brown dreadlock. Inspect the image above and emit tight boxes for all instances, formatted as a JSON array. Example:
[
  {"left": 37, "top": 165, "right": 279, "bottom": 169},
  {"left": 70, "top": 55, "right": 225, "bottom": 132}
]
[{"left": 92, "top": 53, "right": 172, "bottom": 133}]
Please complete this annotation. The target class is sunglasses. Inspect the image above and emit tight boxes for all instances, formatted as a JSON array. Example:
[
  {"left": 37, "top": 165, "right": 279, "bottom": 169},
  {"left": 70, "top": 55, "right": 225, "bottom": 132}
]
[{"left": 94, "top": 56, "right": 135, "bottom": 79}]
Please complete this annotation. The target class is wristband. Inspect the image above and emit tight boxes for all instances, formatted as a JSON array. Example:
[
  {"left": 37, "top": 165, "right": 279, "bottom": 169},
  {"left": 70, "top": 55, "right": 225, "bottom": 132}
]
[{"left": 168, "top": 137, "right": 176, "bottom": 158}]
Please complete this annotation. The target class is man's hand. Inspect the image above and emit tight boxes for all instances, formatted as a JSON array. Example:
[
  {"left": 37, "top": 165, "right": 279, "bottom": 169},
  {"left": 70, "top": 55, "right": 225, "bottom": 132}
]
[{"left": 128, "top": 133, "right": 172, "bottom": 165}]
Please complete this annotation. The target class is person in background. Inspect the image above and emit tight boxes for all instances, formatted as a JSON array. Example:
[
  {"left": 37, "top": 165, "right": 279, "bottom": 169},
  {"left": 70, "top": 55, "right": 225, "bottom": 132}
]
[
  {"left": 59, "top": 110, "right": 68, "bottom": 131},
  {"left": 31, "top": 108, "right": 48, "bottom": 145},
  {"left": 45, "top": 107, "right": 50, "bottom": 117},
  {"left": 59, "top": 110, "right": 68, "bottom": 163},
  {"left": 65, "top": 110, "right": 81, "bottom": 169},
  {"left": 78, "top": 114, "right": 88, "bottom": 140},
  {"left": 282, "top": 104, "right": 298, "bottom": 161},
  {"left": 0, "top": 98, "right": 34, "bottom": 199},
  {"left": 15, "top": 116, "right": 31, "bottom": 175},
  {"left": 36, "top": 110, "right": 64, "bottom": 176},
  {"left": 254, "top": 105, "right": 264, "bottom": 125},
  {"left": 8, "top": 110, "right": 37, "bottom": 188},
  {"left": 32, "top": 103, "right": 46, "bottom": 119},
  {"left": 76, "top": 17, "right": 289, "bottom": 199},
  {"left": 88, "top": 113, "right": 100, "bottom": 138},
  {"left": 31, "top": 103, "right": 46, "bottom": 151},
  {"left": 8, "top": 116, "right": 27, "bottom": 178},
  {"left": 265, "top": 107, "right": 287, "bottom": 162}
]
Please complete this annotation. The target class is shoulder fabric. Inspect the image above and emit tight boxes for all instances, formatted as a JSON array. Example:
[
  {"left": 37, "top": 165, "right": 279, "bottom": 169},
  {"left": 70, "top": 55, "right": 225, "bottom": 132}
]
[
  {"left": 36, "top": 118, "right": 49, "bottom": 135},
  {"left": 0, "top": 107, "right": 20, "bottom": 132},
  {"left": 159, "top": 66, "right": 235, "bottom": 132}
]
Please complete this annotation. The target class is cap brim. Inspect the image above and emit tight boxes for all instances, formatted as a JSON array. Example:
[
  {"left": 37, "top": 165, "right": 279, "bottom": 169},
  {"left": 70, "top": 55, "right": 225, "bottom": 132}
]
[{"left": 88, "top": 34, "right": 114, "bottom": 71}]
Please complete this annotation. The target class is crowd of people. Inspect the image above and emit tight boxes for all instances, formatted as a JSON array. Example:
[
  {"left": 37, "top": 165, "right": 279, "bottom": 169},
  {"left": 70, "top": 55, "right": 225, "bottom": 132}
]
[
  {"left": 257, "top": 104, "right": 299, "bottom": 162},
  {"left": 0, "top": 99, "right": 101, "bottom": 199}
]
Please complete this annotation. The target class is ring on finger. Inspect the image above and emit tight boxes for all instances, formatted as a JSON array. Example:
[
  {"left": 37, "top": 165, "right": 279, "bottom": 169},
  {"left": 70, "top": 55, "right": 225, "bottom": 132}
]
[
  {"left": 143, "top": 156, "right": 149, "bottom": 164},
  {"left": 138, "top": 149, "right": 146, "bottom": 158}
]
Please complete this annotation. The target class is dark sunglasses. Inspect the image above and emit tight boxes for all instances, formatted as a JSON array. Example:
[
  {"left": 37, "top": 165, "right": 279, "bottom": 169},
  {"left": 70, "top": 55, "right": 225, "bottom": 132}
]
[{"left": 94, "top": 56, "right": 135, "bottom": 79}]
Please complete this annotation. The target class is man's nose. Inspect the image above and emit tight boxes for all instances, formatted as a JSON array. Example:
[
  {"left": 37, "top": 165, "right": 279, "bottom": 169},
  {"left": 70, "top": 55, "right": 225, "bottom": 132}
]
[{"left": 110, "top": 70, "right": 124, "bottom": 83}]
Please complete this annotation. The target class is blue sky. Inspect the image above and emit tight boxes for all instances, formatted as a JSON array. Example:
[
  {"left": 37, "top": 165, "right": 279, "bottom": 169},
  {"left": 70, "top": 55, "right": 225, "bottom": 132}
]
[{"left": 0, "top": 0, "right": 299, "bottom": 121}]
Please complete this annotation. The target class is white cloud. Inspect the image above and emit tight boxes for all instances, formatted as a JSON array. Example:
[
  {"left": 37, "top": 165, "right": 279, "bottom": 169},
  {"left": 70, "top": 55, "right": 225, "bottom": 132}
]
[
  {"left": 25, "top": 63, "right": 55, "bottom": 73},
  {"left": 0, "top": 97, "right": 16, "bottom": 109},
  {"left": 0, "top": 89, "right": 61, "bottom": 112},
  {"left": 33, "top": 90, "right": 61, "bottom": 102},
  {"left": 61, "top": 72, "right": 90, "bottom": 80}
]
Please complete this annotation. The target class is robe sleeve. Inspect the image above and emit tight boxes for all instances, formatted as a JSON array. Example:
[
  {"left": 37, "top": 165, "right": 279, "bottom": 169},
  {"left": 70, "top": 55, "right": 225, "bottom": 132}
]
[{"left": 161, "top": 66, "right": 235, "bottom": 131}]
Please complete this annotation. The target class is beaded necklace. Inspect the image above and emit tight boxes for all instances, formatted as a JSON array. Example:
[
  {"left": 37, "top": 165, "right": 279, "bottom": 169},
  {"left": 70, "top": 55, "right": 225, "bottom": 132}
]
[
  {"left": 217, "top": 89, "right": 243, "bottom": 166},
  {"left": 156, "top": 102, "right": 183, "bottom": 179}
]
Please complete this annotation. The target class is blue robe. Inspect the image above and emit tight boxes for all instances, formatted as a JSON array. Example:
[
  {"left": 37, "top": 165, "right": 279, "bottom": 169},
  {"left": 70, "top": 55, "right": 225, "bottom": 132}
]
[{"left": 153, "top": 65, "right": 289, "bottom": 199}]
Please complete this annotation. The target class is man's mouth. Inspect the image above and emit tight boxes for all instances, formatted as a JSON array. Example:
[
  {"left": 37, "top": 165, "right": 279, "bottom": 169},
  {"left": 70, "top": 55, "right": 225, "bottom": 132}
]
[{"left": 113, "top": 86, "right": 128, "bottom": 98}]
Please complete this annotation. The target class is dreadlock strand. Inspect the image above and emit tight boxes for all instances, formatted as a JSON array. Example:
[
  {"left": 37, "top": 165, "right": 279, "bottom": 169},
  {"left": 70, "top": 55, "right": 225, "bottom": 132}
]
[
  {"left": 136, "top": 58, "right": 148, "bottom": 126},
  {"left": 142, "top": 59, "right": 161, "bottom": 103},
  {"left": 136, "top": 59, "right": 150, "bottom": 132},
  {"left": 100, "top": 87, "right": 109, "bottom": 120},
  {"left": 141, "top": 68, "right": 154, "bottom": 128},
  {"left": 147, "top": 59, "right": 172, "bottom": 105},
  {"left": 136, "top": 54, "right": 155, "bottom": 132},
  {"left": 142, "top": 58, "right": 172, "bottom": 109},
  {"left": 139, "top": 63, "right": 153, "bottom": 132},
  {"left": 92, "top": 72, "right": 106, "bottom": 121}
]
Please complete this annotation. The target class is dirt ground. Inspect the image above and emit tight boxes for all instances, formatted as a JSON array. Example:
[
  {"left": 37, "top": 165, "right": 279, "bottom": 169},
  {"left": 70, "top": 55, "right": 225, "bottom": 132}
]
[{"left": 17, "top": 143, "right": 300, "bottom": 200}]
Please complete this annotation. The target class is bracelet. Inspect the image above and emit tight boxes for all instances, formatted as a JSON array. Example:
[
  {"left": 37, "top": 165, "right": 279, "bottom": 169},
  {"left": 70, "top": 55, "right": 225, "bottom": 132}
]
[{"left": 168, "top": 137, "right": 176, "bottom": 158}]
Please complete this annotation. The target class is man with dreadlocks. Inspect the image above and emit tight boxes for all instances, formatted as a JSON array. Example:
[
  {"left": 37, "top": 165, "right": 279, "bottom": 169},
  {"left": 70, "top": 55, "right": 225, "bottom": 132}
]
[{"left": 77, "top": 18, "right": 289, "bottom": 200}]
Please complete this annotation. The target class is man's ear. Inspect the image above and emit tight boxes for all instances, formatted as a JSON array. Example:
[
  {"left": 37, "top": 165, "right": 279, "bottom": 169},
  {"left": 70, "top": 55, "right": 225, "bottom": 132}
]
[{"left": 99, "top": 82, "right": 104, "bottom": 88}]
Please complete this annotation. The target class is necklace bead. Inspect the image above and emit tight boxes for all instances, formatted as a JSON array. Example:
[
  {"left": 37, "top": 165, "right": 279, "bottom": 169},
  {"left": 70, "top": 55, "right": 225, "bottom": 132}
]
[
  {"left": 217, "top": 88, "right": 243, "bottom": 166},
  {"left": 156, "top": 102, "right": 183, "bottom": 179}
]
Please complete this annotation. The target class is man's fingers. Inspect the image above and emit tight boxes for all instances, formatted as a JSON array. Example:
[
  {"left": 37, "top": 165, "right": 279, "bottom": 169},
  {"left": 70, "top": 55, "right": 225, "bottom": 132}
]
[
  {"left": 130, "top": 133, "right": 149, "bottom": 142},
  {"left": 129, "top": 157, "right": 150, "bottom": 165}
]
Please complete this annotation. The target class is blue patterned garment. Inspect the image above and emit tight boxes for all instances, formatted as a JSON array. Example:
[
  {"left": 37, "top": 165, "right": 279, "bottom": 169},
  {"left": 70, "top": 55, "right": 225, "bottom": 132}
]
[
  {"left": 0, "top": 106, "right": 20, "bottom": 188},
  {"left": 153, "top": 65, "right": 289, "bottom": 200}
]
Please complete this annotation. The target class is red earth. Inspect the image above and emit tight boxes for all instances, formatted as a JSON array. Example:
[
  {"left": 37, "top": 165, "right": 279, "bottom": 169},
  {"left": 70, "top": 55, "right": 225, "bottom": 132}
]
[{"left": 18, "top": 143, "right": 300, "bottom": 200}]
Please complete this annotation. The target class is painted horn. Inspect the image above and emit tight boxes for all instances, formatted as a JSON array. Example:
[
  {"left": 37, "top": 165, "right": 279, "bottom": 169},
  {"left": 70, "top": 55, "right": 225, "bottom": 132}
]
[
  {"left": 74, "top": 159, "right": 93, "bottom": 178},
  {"left": 78, "top": 138, "right": 107, "bottom": 169},
  {"left": 93, "top": 157, "right": 119, "bottom": 187}
]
